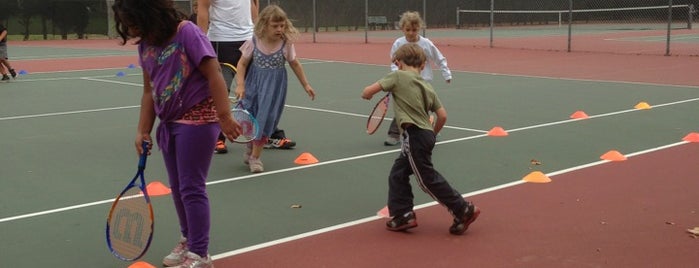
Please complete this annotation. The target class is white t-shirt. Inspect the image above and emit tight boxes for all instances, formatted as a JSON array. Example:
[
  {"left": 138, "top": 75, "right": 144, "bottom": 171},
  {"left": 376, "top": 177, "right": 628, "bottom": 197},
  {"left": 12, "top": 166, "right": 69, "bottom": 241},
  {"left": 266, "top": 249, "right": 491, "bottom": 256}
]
[
  {"left": 207, "top": 0, "right": 254, "bottom": 42},
  {"left": 389, "top": 35, "right": 452, "bottom": 82}
]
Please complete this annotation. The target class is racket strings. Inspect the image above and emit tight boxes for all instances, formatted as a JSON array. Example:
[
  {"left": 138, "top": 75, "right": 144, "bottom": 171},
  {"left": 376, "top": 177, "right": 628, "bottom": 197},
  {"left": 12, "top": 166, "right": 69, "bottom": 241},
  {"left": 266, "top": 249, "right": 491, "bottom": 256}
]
[
  {"left": 233, "top": 110, "right": 258, "bottom": 141},
  {"left": 367, "top": 101, "right": 388, "bottom": 134},
  {"left": 108, "top": 187, "right": 153, "bottom": 260}
]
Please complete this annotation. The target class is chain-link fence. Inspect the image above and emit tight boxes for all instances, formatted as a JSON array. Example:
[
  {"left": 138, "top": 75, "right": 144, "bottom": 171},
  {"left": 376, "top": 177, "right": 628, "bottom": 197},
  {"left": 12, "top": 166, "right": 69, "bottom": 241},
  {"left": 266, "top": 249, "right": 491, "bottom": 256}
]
[
  {"left": 1, "top": 0, "right": 193, "bottom": 40},
  {"left": 455, "top": 0, "right": 698, "bottom": 56},
  {"left": 3, "top": 0, "right": 697, "bottom": 55},
  {"left": 263, "top": 0, "right": 698, "bottom": 56}
]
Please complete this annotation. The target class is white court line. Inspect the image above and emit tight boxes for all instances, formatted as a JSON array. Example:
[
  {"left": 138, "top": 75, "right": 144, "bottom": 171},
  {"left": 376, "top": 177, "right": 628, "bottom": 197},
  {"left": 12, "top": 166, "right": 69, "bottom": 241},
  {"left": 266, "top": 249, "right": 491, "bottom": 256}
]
[
  {"left": 1, "top": 92, "right": 696, "bottom": 222},
  {"left": 2, "top": 66, "right": 697, "bottom": 226},
  {"left": 302, "top": 57, "right": 699, "bottom": 89},
  {"left": 13, "top": 58, "right": 699, "bottom": 88},
  {"left": 14, "top": 53, "right": 134, "bottom": 61},
  {"left": 8, "top": 73, "right": 140, "bottom": 83},
  {"left": 0, "top": 106, "right": 140, "bottom": 121},
  {"left": 286, "top": 104, "right": 488, "bottom": 133},
  {"left": 80, "top": 76, "right": 143, "bottom": 86},
  {"left": 211, "top": 140, "right": 689, "bottom": 259},
  {"left": 604, "top": 34, "right": 699, "bottom": 42}
]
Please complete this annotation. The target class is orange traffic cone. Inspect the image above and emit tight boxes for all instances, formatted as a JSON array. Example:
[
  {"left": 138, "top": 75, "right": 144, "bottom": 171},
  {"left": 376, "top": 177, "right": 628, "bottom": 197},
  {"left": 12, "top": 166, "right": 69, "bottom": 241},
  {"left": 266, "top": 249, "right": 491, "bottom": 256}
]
[
  {"left": 682, "top": 132, "right": 699, "bottom": 142},
  {"left": 522, "top": 171, "right": 552, "bottom": 183},
  {"left": 145, "top": 181, "right": 171, "bottom": 196},
  {"left": 129, "top": 261, "right": 156, "bottom": 268},
  {"left": 570, "top": 110, "right": 589, "bottom": 119},
  {"left": 294, "top": 152, "right": 319, "bottom": 165},
  {"left": 600, "top": 150, "right": 627, "bottom": 161},
  {"left": 377, "top": 206, "right": 389, "bottom": 218},
  {"left": 634, "top": 102, "right": 652, "bottom": 110},
  {"left": 487, "top": 126, "right": 508, "bottom": 137}
]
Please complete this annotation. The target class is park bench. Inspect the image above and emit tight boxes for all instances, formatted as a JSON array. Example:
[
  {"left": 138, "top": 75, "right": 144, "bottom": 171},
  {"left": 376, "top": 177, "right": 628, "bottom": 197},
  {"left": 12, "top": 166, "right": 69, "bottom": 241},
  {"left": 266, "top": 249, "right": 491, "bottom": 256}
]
[{"left": 368, "top": 15, "right": 390, "bottom": 30}]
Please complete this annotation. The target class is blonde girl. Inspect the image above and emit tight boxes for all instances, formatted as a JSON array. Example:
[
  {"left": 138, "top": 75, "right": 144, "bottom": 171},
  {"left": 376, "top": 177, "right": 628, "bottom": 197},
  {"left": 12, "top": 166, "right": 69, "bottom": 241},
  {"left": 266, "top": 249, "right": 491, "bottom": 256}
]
[{"left": 234, "top": 4, "right": 315, "bottom": 173}]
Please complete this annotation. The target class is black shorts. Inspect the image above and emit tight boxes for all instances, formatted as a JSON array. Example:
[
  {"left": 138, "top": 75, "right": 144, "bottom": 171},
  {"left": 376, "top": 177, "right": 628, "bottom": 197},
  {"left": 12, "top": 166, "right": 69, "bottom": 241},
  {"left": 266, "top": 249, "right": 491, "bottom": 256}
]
[{"left": 210, "top": 41, "right": 245, "bottom": 66}]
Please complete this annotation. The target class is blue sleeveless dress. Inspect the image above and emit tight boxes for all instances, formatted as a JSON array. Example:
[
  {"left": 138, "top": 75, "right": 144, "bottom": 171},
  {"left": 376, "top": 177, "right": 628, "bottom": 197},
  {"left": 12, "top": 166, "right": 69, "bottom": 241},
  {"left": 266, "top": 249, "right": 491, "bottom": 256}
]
[{"left": 242, "top": 37, "right": 288, "bottom": 140}]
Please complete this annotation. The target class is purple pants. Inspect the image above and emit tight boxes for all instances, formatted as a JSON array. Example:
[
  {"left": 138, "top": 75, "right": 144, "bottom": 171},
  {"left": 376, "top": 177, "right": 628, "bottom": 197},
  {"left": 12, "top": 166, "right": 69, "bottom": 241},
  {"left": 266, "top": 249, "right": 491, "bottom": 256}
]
[{"left": 161, "top": 122, "right": 219, "bottom": 256}]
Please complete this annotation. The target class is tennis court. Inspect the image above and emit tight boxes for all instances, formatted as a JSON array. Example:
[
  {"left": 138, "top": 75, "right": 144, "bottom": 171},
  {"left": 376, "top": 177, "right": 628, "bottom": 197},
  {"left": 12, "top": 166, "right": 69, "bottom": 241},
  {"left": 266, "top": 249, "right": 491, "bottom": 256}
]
[{"left": 1, "top": 29, "right": 698, "bottom": 267}]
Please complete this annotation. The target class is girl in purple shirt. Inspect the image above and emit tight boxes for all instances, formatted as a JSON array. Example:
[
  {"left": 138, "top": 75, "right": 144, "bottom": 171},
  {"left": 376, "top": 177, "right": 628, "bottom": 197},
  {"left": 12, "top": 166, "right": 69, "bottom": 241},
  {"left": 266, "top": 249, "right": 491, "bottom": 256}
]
[{"left": 112, "top": 0, "right": 241, "bottom": 267}]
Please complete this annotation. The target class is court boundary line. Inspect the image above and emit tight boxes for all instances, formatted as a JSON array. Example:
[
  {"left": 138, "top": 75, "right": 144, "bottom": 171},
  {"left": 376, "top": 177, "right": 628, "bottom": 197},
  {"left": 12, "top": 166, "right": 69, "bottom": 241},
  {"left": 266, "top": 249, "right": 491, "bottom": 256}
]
[
  {"left": 285, "top": 104, "right": 489, "bottom": 133},
  {"left": 5, "top": 69, "right": 699, "bottom": 127},
  {"left": 210, "top": 140, "right": 689, "bottom": 259},
  {"left": 3, "top": 66, "right": 698, "bottom": 222},
  {"left": 301, "top": 57, "right": 699, "bottom": 89},
  {"left": 14, "top": 53, "right": 135, "bottom": 61},
  {"left": 1, "top": 92, "right": 695, "bottom": 222},
  {"left": 0, "top": 106, "right": 140, "bottom": 121},
  {"left": 10, "top": 59, "right": 699, "bottom": 89}
]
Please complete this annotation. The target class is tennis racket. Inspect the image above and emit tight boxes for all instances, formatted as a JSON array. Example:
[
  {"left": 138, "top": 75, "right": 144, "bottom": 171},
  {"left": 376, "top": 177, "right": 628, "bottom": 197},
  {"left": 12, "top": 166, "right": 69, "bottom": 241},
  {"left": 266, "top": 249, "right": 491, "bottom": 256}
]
[
  {"left": 106, "top": 141, "right": 154, "bottom": 261},
  {"left": 220, "top": 62, "right": 237, "bottom": 92},
  {"left": 366, "top": 93, "right": 391, "bottom": 135},
  {"left": 231, "top": 100, "right": 260, "bottom": 143}
]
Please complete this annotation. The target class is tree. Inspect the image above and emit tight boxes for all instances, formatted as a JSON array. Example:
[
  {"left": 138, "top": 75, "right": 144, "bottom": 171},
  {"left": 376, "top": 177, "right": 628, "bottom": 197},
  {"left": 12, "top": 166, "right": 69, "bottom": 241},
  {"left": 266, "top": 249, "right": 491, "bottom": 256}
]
[
  {"left": 50, "top": 1, "right": 90, "bottom": 39},
  {"left": 15, "top": 0, "right": 44, "bottom": 40}
]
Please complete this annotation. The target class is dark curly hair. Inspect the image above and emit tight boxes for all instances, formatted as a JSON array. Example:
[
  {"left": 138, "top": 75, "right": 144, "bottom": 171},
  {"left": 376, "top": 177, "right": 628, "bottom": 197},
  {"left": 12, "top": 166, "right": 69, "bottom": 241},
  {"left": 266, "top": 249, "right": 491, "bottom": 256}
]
[{"left": 112, "top": 0, "right": 186, "bottom": 46}]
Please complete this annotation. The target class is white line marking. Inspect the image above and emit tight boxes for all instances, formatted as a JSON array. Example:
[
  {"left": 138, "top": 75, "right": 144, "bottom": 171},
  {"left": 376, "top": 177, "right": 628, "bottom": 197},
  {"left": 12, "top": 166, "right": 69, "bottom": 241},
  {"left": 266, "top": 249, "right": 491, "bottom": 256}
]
[
  {"left": 211, "top": 140, "right": 690, "bottom": 259},
  {"left": 0, "top": 106, "right": 140, "bottom": 121},
  {"left": 80, "top": 77, "right": 143, "bottom": 86},
  {"left": 14, "top": 53, "right": 133, "bottom": 60},
  {"left": 2, "top": 62, "right": 698, "bottom": 250},
  {"left": 302, "top": 57, "right": 699, "bottom": 88},
  {"left": 285, "top": 105, "right": 489, "bottom": 133}
]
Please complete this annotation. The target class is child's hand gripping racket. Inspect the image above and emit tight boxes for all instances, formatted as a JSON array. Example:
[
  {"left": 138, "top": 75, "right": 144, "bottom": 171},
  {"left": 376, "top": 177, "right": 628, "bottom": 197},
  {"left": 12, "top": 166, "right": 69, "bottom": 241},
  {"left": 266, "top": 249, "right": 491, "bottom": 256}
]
[
  {"left": 366, "top": 93, "right": 391, "bottom": 135},
  {"left": 106, "top": 141, "right": 154, "bottom": 261},
  {"left": 230, "top": 100, "right": 260, "bottom": 143}
]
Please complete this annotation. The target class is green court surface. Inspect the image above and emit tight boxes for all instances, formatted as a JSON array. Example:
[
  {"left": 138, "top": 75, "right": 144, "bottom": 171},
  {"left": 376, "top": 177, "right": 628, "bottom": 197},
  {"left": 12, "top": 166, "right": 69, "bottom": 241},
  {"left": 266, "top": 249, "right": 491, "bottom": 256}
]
[{"left": 1, "top": 47, "right": 698, "bottom": 267}]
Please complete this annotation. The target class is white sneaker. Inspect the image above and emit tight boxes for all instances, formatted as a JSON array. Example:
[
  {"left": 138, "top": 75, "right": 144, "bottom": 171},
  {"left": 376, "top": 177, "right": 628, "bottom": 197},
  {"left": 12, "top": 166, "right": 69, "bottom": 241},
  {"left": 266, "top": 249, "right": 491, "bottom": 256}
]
[
  {"left": 248, "top": 156, "right": 264, "bottom": 173},
  {"left": 163, "top": 237, "right": 188, "bottom": 267},
  {"left": 175, "top": 252, "right": 214, "bottom": 268},
  {"left": 384, "top": 136, "right": 400, "bottom": 146}
]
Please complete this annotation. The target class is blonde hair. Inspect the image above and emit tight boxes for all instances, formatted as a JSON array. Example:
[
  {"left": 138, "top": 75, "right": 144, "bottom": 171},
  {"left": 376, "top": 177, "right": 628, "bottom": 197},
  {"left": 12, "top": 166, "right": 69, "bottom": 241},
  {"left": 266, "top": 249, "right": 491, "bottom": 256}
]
[
  {"left": 255, "top": 5, "right": 299, "bottom": 41},
  {"left": 398, "top": 11, "right": 424, "bottom": 30},
  {"left": 392, "top": 43, "right": 426, "bottom": 68}
]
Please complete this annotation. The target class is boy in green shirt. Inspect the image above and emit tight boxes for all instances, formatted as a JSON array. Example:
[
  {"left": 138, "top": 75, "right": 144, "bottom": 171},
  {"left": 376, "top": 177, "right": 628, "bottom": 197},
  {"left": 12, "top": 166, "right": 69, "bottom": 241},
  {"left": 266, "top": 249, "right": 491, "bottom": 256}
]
[{"left": 361, "top": 43, "right": 480, "bottom": 235}]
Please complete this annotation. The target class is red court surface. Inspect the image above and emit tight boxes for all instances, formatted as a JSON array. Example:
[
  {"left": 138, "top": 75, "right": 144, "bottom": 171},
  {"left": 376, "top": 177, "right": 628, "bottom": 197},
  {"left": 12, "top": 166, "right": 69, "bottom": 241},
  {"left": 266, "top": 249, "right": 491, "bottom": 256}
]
[
  {"left": 216, "top": 143, "right": 699, "bottom": 267},
  {"left": 13, "top": 38, "right": 699, "bottom": 87}
]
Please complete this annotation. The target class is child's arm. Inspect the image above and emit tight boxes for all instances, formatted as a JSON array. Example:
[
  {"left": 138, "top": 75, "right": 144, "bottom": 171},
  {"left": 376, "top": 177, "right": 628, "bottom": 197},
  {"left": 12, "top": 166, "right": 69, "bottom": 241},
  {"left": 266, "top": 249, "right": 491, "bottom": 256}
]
[
  {"left": 199, "top": 57, "right": 242, "bottom": 141},
  {"left": 136, "top": 70, "right": 156, "bottom": 155},
  {"left": 429, "top": 43, "right": 452, "bottom": 83},
  {"left": 433, "top": 107, "right": 447, "bottom": 135},
  {"left": 389, "top": 41, "right": 401, "bottom": 72},
  {"left": 234, "top": 55, "right": 251, "bottom": 100},
  {"left": 361, "top": 82, "right": 383, "bottom": 100},
  {"left": 288, "top": 59, "right": 315, "bottom": 100}
]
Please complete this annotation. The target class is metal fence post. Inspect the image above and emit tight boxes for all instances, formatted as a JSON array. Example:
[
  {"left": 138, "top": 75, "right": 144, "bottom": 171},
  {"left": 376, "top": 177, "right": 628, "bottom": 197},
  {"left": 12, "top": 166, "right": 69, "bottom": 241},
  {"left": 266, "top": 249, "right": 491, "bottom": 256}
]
[
  {"left": 666, "top": 0, "right": 673, "bottom": 56},
  {"left": 489, "top": 0, "right": 494, "bottom": 48}
]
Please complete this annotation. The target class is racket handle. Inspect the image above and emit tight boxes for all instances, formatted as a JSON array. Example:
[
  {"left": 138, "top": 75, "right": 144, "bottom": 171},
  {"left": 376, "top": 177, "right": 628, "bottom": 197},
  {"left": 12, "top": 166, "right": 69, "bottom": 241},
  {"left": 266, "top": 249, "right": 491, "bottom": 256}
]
[{"left": 138, "top": 141, "right": 149, "bottom": 169}]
